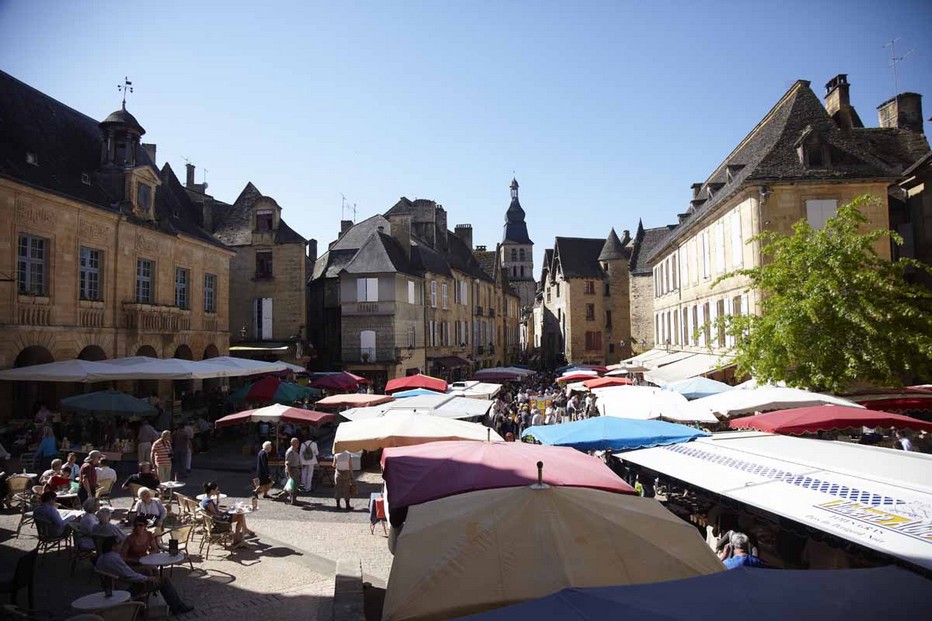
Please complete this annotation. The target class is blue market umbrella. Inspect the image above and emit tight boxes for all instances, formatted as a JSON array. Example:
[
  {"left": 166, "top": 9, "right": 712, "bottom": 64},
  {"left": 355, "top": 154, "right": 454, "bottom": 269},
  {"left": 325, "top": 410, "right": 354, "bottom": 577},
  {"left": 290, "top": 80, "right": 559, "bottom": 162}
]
[
  {"left": 60, "top": 390, "right": 157, "bottom": 417},
  {"left": 462, "top": 566, "right": 931, "bottom": 620},
  {"left": 664, "top": 377, "right": 733, "bottom": 399},
  {"left": 392, "top": 388, "right": 444, "bottom": 398},
  {"left": 521, "top": 417, "right": 708, "bottom": 452}
]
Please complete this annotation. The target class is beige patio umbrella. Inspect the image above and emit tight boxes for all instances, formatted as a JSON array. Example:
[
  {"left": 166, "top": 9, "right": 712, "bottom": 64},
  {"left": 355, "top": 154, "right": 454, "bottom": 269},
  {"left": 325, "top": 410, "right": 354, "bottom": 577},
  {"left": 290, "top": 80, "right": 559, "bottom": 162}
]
[
  {"left": 332, "top": 412, "right": 503, "bottom": 452},
  {"left": 383, "top": 485, "right": 724, "bottom": 620}
]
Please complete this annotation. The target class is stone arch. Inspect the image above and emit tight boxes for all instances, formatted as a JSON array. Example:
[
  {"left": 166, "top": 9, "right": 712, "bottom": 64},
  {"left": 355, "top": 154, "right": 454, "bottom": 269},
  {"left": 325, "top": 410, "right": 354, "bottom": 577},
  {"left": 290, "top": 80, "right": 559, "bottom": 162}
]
[
  {"left": 173, "top": 344, "right": 193, "bottom": 360},
  {"left": 202, "top": 344, "right": 221, "bottom": 393},
  {"left": 172, "top": 344, "right": 194, "bottom": 401},
  {"left": 77, "top": 345, "right": 108, "bottom": 361},
  {"left": 136, "top": 345, "right": 158, "bottom": 358},
  {"left": 203, "top": 344, "right": 219, "bottom": 360},
  {"left": 134, "top": 345, "right": 159, "bottom": 398},
  {"left": 11, "top": 345, "right": 55, "bottom": 417}
]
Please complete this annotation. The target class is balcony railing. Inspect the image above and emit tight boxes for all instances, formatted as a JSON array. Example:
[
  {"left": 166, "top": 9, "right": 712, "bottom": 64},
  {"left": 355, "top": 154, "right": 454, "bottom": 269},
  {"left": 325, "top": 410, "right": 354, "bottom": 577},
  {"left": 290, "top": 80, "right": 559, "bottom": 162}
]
[
  {"left": 18, "top": 295, "right": 51, "bottom": 326},
  {"left": 79, "top": 300, "right": 104, "bottom": 328},
  {"left": 341, "top": 347, "right": 402, "bottom": 364},
  {"left": 123, "top": 302, "right": 190, "bottom": 332}
]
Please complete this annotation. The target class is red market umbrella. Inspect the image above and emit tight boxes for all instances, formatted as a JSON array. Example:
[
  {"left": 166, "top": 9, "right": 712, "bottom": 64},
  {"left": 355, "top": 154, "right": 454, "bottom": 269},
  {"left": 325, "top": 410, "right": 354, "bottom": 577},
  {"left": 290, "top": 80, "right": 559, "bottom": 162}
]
[
  {"left": 557, "top": 372, "right": 599, "bottom": 384},
  {"left": 584, "top": 376, "right": 634, "bottom": 389},
  {"left": 728, "top": 405, "right": 932, "bottom": 435},
  {"left": 244, "top": 375, "right": 281, "bottom": 402},
  {"left": 309, "top": 371, "right": 370, "bottom": 392},
  {"left": 381, "top": 440, "right": 635, "bottom": 516},
  {"left": 385, "top": 373, "right": 448, "bottom": 394},
  {"left": 315, "top": 393, "right": 396, "bottom": 408},
  {"left": 215, "top": 403, "right": 336, "bottom": 428}
]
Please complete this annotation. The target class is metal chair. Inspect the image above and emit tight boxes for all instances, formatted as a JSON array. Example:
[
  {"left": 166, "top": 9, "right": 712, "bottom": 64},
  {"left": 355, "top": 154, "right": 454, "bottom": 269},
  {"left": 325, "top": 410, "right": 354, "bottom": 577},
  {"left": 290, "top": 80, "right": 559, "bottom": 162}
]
[
  {"left": 33, "top": 517, "right": 71, "bottom": 559},
  {"left": 14, "top": 497, "right": 36, "bottom": 539},
  {"left": 198, "top": 512, "right": 231, "bottom": 559},
  {"left": 69, "top": 524, "right": 98, "bottom": 576},
  {"left": 95, "top": 479, "right": 115, "bottom": 507},
  {"left": 18, "top": 453, "right": 37, "bottom": 475},
  {"left": 0, "top": 548, "right": 38, "bottom": 609},
  {"left": 6, "top": 476, "right": 33, "bottom": 513},
  {"left": 159, "top": 523, "right": 195, "bottom": 571},
  {"left": 126, "top": 483, "right": 143, "bottom": 501}
]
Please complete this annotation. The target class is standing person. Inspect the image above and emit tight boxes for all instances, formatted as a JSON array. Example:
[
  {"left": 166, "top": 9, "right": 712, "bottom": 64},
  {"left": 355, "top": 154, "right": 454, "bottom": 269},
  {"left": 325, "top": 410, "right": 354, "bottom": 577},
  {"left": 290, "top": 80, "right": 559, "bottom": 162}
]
[
  {"left": 172, "top": 426, "right": 190, "bottom": 480},
  {"left": 254, "top": 441, "right": 273, "bottom": 498},
  {"left": 78, "top": 450, "right": 102, "bottom": 505},
  {"left": 284, "top": 438, "right": 302, "bottom": 505},
  {"left": 182, "top": 419, "right": 195, "bottom": 473},
  {"left": 36, "top": 426, "right": 58, "bottom": 471},
  {"left": 333, "top": 450, "right": 355, "bottom": 510},
  {"left": 150, "top": 431, "right": 173, "bottom": 484},
  {"left": 137, "top": 419, "right": 159, "bottom": 466},
  {"left": 300, "top": 434, "right": 319, "bottom": 492}
]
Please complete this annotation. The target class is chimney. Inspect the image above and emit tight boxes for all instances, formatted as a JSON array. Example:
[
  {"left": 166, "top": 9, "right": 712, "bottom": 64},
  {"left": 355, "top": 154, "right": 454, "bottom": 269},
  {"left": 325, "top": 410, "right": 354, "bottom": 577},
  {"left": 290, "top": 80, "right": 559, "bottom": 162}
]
[
  {"left": 141, "top": 143, "right": 157, "bottom": 164},
  {"left": 307, "top": 238, "right": 318, "bottom": 262},
  {"left": 454, "top": 224, "right": 473, "bottom": 249},
  {"left": 824, "top": 74, "right": 863, "bottom": 130},
  {"left": 435, "top": 205, "right": 448, "bottom": 250},
  {"left": 877, "top": 93, "right": 924, "bottom": 133},
  {"left": 622, "top": 229, "right": 630, "bottom": 243},
  {"left": 387, "top": 213, "right": 412, "bottom": 260},
  {"left": 340, "top": 220, "right": 353, "bottom": 236},
  {"left": 691, "top": 183, "right": 703, "bottom": 199},
  {"left": 185, "top": 163, "right": 196, "bottom": 188}
]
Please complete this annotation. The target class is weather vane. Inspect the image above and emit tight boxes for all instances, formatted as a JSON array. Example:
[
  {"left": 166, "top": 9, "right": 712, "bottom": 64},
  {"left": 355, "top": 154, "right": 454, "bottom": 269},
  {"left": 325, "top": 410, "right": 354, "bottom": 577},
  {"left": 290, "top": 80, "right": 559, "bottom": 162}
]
[{"left": 117, "top": 76, "right": 133, "bottom": 108}]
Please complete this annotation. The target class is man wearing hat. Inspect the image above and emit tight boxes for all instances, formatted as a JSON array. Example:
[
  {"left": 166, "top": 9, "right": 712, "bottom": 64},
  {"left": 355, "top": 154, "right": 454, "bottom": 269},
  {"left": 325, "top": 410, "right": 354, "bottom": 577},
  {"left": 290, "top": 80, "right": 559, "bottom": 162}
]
[{"left": 78, "top": 450, "right": 102, "bottom": 504}]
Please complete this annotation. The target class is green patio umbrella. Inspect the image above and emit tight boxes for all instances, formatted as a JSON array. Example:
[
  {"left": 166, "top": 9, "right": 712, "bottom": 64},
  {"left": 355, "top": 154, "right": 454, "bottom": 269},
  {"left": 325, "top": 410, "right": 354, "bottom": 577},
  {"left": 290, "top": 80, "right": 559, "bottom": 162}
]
[{"left": 60, "top": 390, "right": 158, "bottom": 417}]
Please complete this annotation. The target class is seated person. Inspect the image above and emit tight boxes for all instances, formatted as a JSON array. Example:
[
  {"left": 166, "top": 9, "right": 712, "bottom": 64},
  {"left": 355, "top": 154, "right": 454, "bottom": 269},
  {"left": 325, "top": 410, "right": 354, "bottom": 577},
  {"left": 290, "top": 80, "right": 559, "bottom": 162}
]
[
  {"left": 92, "top": 507, "right": 127, "bottom": 543},
  {"left": 199, "top": 481, "right": 252, "bottom": 547},
  {"left": 132, "top": 487, "right": 166, "bottom": 528},
  {"left": 121, "top": 515, "right": 161, "bottom": 564},
  {"left": 47, "top": 465, "right": 74, "bottom": 493},
  {"left": 75, "top": 497, "right": 101, "bottom": 551},
  {"left": 96, "top": 458, "right": 118, "bottom": 484},
  {"left": 96, "top": 536, "right": 193, "bottom": 616},
  {"left": 40, "top": 458, "right": 64, "bottom": 482},
  {"left": 33, "top": 491, "right": 70, "bottom": 537},
  {"left": 121, "top": 462, "right": 161, "bottom": 491},
  {"left": 722, "top": 532, "right": 766, "bottom": 569}
]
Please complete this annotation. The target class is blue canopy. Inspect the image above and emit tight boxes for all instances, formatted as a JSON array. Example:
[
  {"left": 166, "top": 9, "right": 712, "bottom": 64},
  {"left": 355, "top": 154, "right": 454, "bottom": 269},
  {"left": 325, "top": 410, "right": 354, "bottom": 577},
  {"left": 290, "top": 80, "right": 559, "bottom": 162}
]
[
  {"left": 463, "top": 566, "right": 931, "bottom": 620},
  {"left": 521, "top": 417, "right": 708, "bottom": 452},
  {"left": 60, "top": 390, "right": 157, "bottom": 417},
  {"left": 664, "top": 376, "right": 733, "bottom": 399},
  {"left": 392, "top": 388, "right": 444, "bottom": 398}
]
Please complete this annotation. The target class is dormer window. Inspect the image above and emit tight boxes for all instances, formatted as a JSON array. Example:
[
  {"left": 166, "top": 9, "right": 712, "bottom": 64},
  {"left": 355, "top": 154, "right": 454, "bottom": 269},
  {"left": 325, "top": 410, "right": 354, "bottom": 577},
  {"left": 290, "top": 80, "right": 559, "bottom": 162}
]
[
  {"left": 136, "top": 182, "right": 152, "bottom": 216},
  {"left": 26, "top": 152, "right": 38, "bottom": 166},
  {"left": 796, "top": 126, "right": 832, "bottom": 169},
  {"left": 256, "top": 209, "right": 274, "bottom": 231}
]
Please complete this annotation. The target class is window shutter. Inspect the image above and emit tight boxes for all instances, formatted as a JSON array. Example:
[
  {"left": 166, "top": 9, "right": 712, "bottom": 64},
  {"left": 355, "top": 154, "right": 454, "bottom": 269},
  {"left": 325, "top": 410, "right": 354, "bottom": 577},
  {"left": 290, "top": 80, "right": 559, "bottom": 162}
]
[
  {"left": 357, "top": 278, "right": 366, "bottom": 302},
  {"left": 731, "top": 210, "right": 743, "bottom": 267},
  {"left": 253, "top": 299, "right": 260, "bottom": 340},
  {"left": 408, "top": 280, "right": 415, "bottom": 304},
  {"left": 715, "top": 222, "right": 726, "bottom": 273},
  {"left": 262, "top": 298, "right": 273, "bottom": 340}
]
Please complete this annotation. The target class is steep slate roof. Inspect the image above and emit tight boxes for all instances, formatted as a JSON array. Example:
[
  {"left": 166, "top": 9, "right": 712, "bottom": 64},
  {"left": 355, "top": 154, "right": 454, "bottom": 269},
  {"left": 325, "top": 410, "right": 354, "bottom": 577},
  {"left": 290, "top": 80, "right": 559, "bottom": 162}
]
[
  {"left": 474, "top": 250, "right": 498, "bottom": 281},
  {"left": 598, "top": 228, "right": 628, "bottom": 261},
  {"left": 157, "top": 163, "right": 228, "bottom": 249},
  {"left": 503, "top": 179, "right": 533, "bottom": 245},
  {"left": 629, "top": 220, "right": 675, "bottom": 275},
  {"left": 644, "top": 79, "right": 930, "bottom": 265},
  {"left": 211, "top": 181, "right": 307, "bottom": 247},
  {"left": 552, "top": 237, "right": 607, "bottom": 279},
  {"left": 331, "top": 214, "right": 390, "bottom": 251},
  {"left": 342, "top": 231, "right": 419, "bottom": 277},
  {"left": 0, "top": 69, "right": 147, "bottom": 211}
]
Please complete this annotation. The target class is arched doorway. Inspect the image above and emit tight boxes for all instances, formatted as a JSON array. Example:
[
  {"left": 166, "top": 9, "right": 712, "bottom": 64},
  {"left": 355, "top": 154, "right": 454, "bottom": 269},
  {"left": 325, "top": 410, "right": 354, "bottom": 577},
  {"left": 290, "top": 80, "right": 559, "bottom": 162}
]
[
  {"left": 173, "top": 345, "right": 194, "bottom": 408},
  {"left": 203, "top": 345, "right": 219, "bottom": 360},
  {"left": 135, "top": 345, "right": 159, "bottom": 399},
  {"left": 13, "top": 346, "right": 55, "bottom": 418}
]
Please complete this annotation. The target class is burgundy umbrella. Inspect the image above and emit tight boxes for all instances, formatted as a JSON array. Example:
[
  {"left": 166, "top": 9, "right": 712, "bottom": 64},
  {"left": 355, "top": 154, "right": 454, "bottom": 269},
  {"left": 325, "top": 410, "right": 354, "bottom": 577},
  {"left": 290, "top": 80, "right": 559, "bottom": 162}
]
[
  {"left": 215, "top": 403, "right": 336, "bottom": 428},
  {"left": 309, "top": 371, "right": 371, "bottom": 392},
  {"left": 728, "top": 405, "right": 932, "bottom": 435},
  {"left": 381, "top": 440, "right": 635, "bottom": 519},
  {"left": 244, "top": 375, "right": 280, "bottom": 402},
  {"left": 385, "top": 373, "right": 448, "bottom": 394}
]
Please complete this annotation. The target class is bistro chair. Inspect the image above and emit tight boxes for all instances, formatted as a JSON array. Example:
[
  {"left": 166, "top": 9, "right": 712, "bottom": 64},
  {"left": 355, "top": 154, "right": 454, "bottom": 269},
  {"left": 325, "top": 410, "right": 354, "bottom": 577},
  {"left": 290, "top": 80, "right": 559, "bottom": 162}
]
[
  {"left": 95, "top": 479, "right": 115, "bottom": 507},
  {"left": 68, "top": 524, "right": 98, "bottom": 576},
  {"left": 0, "top": 548, "right": 38, "bottom": 610},
  {"left": 14, "top": 496, "right": 36, "bottom": 539},
  {"left": 6, "top": 476, "right": 33, "bottom": 513},
  {"left": 33, "top": 517, "right": 71, "bottom": 560},
  {"left": 126, "top": 483, "right": 143, "bottom": 501},
  {"left": 17, "top": 453, "right": 37, "bottom": 475},
  {"left": 198, "top": 512, "right": 231, "bottom": 559},
  {"left": 159, "top": 523, "right": 195, "bottom": 571}
]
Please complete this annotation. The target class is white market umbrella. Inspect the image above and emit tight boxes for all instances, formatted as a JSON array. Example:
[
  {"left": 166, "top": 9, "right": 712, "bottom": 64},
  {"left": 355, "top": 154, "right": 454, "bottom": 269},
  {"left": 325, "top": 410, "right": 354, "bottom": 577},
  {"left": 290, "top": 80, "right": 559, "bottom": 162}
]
[
  {"left": 383, "top": 485, "right": 724, "bottom": 620},
  {"left": 332, "top": 413, "right": 503, "bottom": 452},
  {"left": 0, "top": 359, "right": 111, "bottom": 382},
  {"left": 594, "top": 386, "right": 718, "bottom": 424},
  {"left": 688, "top": 386, "right": 863, "bottom": 418}
]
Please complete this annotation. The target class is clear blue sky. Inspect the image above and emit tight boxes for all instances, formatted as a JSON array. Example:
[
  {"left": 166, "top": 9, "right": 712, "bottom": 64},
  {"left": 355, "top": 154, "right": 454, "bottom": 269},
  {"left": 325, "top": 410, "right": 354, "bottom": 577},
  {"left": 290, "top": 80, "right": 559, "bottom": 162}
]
[{"left": 2, "top": 1, "right": 929, "bottom": 270}]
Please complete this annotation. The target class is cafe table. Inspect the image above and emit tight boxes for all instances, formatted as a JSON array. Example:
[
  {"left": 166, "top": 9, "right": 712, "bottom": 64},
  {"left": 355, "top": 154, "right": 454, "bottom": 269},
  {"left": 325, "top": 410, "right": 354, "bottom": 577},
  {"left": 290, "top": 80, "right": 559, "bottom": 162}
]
[
  {"left": 139, "top": 551, "right": 186, "bottom": 577},
  {"left": 71, "top": 590, "right": 131, "bottom": 611}
]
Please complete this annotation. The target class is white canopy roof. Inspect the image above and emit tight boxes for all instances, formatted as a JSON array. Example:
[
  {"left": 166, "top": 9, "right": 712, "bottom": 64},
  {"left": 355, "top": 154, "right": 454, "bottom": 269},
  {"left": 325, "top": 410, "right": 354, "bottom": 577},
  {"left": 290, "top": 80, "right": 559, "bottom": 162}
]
[
  {"left": 340, "top": 393, "right": 492, "bottom": 421},
  {"left": 593, "top": 386, "right": 718, "bottom": 424},
  {"left": 687, "top": 386, "right": 861, "bottom": 418},
  {"left": 621, "top": 432, "right": 932, "bottom": 571},
  {"left": 448, "top": 381, "right": 502, "bottom": 400},
  {"left": 0, "top": 355, "right": 287, "bottom": 382},
  {"left": 645, "top": 353, "right": 733, "bottom": 385},
  {"left": 333, "top": 413, "right": 502, "bottom": 452}
]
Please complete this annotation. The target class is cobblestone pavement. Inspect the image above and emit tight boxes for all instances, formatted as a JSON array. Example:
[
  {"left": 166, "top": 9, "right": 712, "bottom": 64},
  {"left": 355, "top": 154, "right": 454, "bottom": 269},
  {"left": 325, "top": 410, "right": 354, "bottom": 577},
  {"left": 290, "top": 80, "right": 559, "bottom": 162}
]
[{"left": 0, "top": 460, "right": 394, "bottom": 619}]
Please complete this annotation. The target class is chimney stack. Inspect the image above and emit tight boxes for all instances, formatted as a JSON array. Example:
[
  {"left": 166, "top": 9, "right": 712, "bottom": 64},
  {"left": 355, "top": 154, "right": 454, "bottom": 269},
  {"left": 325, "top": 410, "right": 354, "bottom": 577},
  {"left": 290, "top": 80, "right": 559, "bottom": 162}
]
[
  {"left": 824, "top": 74, "right": 863, "bottom": 130},
  {"left": 340, "top": 220, "right": 353, "bottom": 236},
  {"left": 185, "top": 163, "right": 196, "bottom": 188},
  {"left": 141, "top": 143, "right": 157, "bottom": 165},
  {"left": 454, "top": 224, "right": 473, "bottom": 249},
  {"left": 307, "top": 238, "right": 318, "bottom": 262},
  {"left": 387, "top": 213, "right": 412, "bottom": 260},
  {"left": 877, "top": 93, "right": 924, "bottom": 134}
]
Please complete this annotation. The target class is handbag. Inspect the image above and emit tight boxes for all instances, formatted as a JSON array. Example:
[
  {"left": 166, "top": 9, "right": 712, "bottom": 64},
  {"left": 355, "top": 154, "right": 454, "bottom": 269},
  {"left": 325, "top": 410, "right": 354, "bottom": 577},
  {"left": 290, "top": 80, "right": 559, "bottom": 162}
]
[{"left": 348, "top": 480, "right": 358, "bottom": 496}]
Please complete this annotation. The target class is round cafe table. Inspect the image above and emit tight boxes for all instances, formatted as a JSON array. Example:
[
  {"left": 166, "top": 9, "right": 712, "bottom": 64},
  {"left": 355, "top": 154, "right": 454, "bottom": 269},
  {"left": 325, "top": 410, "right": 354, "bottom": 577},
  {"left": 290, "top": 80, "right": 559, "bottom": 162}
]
[
  {"left": 139, "top": 551, "right": 186, "bottom": 577},
  {"left": 159, "top": 481, "right": 185, "bottom": 506},
  {"left": 227, "top": 505, "right": 253, "bottom": 515},
  {"left": 196, "top": 493, "right": 228, "bottom": 502},
  {"left": 71, "top": 590, "right": 131, "bottom": 611}
]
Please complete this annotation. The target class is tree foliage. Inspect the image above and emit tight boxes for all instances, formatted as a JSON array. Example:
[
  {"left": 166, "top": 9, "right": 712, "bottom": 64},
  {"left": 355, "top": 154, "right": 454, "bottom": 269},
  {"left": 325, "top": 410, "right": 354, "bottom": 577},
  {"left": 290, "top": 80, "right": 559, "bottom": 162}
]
[{"left": 717, "top": 195, "right": 932, "bottom": 392}]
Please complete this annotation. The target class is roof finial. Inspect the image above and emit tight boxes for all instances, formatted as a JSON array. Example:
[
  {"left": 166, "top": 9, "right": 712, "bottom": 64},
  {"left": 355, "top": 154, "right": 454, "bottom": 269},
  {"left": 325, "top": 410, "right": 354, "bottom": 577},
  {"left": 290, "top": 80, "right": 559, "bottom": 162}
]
[{"left": 117, "top": 77, "right": 133, "bottom": 110}]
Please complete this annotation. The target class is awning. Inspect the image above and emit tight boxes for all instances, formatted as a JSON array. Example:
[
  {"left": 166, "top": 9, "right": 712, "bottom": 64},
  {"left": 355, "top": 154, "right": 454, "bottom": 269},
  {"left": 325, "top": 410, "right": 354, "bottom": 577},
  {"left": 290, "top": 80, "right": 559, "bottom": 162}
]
[
  {"left": 645, "top": 353, "right": 733, "bottom": 385},
  {"left": 621, "top": 432, "right": 932, "bottom": 571},
  {"left": 432, "top": 356, "right": 470, "bottom": 368},
  {"left": 341, "top": 394, "right": 492, "bottom": 421},
  {"left": 229, "top": 344, "right": 290, "bottom": 353}
]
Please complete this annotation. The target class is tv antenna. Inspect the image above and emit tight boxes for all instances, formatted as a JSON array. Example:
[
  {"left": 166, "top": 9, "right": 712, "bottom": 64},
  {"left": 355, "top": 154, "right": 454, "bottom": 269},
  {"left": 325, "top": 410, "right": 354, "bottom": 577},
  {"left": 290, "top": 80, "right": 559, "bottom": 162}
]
[
  {"left": 883, "top": 38, "right": 913, "bottom": 96},
  {"left": 117, "top": 77, "right": 133, "bottom": 108}
]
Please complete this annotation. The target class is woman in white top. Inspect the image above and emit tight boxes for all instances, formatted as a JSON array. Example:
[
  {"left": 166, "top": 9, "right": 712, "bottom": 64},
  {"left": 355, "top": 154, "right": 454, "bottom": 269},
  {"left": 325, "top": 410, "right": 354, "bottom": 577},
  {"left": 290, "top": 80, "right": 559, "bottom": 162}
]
[
  {"left": 299, "top": 436, "right": 319, "bottom": 491},
  {"left": 132, "top": 486, "right": 167, "bottom": 527},
  {"left": 92, "top": 507, "right": 127, "bottom": 543},
  {"left": 332, "top": 450, "right": 354, "bottom": 510},
  {"left": 75, "top": 497, "right": 100, "bottom": 551}
]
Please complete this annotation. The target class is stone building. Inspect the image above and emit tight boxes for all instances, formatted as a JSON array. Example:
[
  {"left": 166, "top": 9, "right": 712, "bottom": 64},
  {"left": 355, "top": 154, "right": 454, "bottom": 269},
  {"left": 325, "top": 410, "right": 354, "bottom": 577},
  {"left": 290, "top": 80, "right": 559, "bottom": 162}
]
[
  {"left": 308, "top": 199, "right": 519, "bottom": 387},
  {"left": 0, "top": 71, "right": 233, "bottom": 417},
  {"left": 499, "top": 178, "right": 535, "bottom": 311},
  {"left": 626, "top": 220, "right": 674, "bottom": 354},
  {"left": 184, "top": 174, "right": 313, "bottom": 364},
  {"left": 536, "top": 230, "right": 633, "bottom": 367},
  {"left": 639, "top": 75, "right": 929, "bottom": 382}
]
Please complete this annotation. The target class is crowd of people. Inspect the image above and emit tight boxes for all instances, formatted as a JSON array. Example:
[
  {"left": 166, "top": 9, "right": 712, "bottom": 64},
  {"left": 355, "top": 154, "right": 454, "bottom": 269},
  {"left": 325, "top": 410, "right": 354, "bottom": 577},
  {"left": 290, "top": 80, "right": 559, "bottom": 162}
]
[{"left": 486, "top": 372, "right": 602, "bottom": 441}]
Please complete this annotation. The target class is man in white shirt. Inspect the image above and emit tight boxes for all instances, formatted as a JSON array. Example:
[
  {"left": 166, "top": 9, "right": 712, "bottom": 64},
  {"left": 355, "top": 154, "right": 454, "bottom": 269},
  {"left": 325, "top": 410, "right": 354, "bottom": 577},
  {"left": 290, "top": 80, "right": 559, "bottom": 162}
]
[
  {"left": 300, "top": 436, "right": 319, "bottom": 492},
  {"left": 96, "top": 458, "right": 118, "bottom": 484},
  {"left": 530, "top": 409, "right": 543, "bottom": 427}
]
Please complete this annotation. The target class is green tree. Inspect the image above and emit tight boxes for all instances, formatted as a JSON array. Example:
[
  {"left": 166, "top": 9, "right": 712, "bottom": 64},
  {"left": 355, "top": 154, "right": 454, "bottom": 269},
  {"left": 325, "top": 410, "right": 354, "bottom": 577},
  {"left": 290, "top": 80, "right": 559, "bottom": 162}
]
[{"left": 717, "top": 195, "right": 932, "bottom": 392}]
